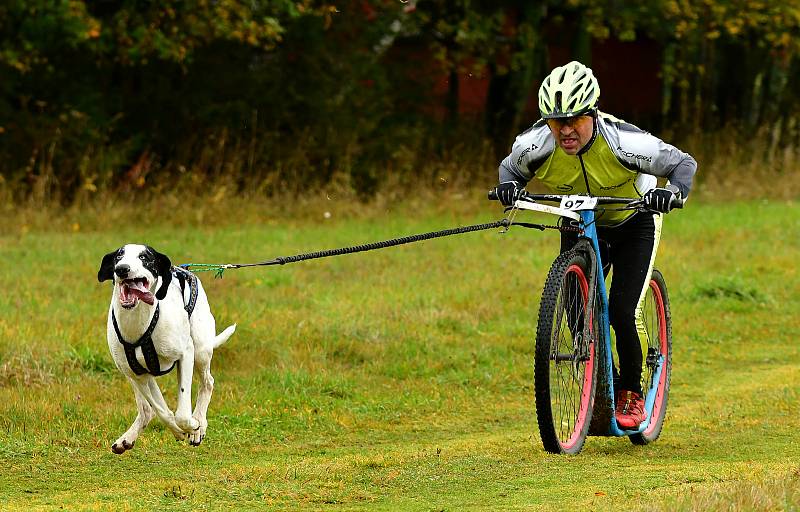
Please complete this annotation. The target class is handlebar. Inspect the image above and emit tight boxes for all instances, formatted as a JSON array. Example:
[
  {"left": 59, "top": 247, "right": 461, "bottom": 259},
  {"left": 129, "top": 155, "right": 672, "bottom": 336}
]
[{"left": 487, "top": 189, "right": 685, "bottom": 209}]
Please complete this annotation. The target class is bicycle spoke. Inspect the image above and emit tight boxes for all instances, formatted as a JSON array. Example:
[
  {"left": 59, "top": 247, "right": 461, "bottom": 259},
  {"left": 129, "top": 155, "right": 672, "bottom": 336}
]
[
  {"left": 549, "top": 265, "right": 590, "bottom": 443},
  {"left": 535, "top": 250, "right": 597, "bottom": 454}
]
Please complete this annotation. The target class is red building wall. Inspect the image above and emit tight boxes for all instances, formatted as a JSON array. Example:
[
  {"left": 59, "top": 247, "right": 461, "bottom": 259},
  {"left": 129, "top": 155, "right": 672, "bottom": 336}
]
[{"left": 426, "top": 38, "right": 663, "bottom": 124}]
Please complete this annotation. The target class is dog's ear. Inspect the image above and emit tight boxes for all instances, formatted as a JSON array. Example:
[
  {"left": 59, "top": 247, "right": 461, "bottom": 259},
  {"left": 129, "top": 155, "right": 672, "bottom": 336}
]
[
  {"left": 98, "top": 249, "right": 120, "bottom": 282},
  {"left": 150, "top": 247, "right": 173, "bottom": 300}
]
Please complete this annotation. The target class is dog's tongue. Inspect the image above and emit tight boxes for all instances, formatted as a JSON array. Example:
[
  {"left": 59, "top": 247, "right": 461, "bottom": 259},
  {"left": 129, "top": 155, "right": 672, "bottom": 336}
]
[{"left": 126, "top": 281, "right": 155, "bottom": 305}]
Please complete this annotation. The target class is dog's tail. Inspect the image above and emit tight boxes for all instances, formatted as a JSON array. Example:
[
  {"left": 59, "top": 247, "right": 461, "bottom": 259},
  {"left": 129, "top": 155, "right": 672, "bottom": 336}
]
[{"left": 213, "top": 324, "right": 237, "bottom": 349}]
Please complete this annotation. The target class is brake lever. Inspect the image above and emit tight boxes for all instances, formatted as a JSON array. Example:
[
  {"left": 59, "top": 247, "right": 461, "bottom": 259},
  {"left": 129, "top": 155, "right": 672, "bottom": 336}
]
[{"left": 622, "top": 200, "right": 658, "bottom": 214}]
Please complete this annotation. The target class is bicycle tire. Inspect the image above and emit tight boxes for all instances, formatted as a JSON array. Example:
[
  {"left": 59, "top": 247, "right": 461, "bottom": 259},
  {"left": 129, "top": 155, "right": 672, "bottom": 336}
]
[
  {"left": 534, "top": 249, "right": 598, "bottom": 454},
  {"left": 630, "top": 268, "right": 672, "bottom": 445}
]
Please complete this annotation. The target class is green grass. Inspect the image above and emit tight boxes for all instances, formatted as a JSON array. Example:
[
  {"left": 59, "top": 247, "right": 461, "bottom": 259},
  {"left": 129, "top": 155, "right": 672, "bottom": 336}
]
[{"left": 0, "top": 192, "right": 798, "bottom": 510}]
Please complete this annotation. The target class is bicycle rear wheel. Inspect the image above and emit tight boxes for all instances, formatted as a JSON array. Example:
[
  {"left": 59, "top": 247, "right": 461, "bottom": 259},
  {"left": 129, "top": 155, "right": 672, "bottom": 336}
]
[
  {"left": 630, "top": 269, "right": 672, "bottom": 445},
  {"left": 534, "top": 250, "right": 598, "bottom": 455}
]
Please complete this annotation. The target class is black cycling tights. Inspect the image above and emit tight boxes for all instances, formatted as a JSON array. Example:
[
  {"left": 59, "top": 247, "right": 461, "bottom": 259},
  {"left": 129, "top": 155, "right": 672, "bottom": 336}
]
[{"left": 561, "top": 212, "right": 657, "bottom": 395}]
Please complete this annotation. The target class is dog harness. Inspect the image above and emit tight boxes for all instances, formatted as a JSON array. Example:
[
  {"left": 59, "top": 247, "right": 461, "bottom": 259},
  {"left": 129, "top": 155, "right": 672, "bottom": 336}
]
[
  {"left": 172, "top": 266, "right": 199, "bottom": 317},
  {"left": 112, "top": 267, "right": 199, "bottom": 377}
]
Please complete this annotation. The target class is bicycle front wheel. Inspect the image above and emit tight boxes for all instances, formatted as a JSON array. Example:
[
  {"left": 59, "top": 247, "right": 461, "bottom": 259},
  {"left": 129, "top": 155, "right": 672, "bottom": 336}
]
[
  {"left": 630, "top": 268, "right": 672, "bottom": 445},
  {"left": 534, "top": 250, "right": 598, "bottom": 455}
]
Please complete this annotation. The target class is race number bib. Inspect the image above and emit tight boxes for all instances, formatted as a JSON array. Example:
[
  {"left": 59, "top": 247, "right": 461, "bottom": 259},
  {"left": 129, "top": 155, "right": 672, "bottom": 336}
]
[{"left": 559, "top": 196, "right": 598, "bottom": 211}]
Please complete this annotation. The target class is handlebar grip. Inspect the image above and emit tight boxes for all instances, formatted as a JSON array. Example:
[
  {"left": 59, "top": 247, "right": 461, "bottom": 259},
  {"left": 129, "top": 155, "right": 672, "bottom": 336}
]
[
  {"left": 671, "top": 195, "right": 685, "bottom": 209},
  {"left": 488, "top": 189, "right": 498, "bottom": 201}
]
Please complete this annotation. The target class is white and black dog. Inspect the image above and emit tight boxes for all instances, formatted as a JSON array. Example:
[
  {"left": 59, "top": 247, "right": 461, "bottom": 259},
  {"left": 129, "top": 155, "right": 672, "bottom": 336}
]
[{"left": 98, "top": 244, "right": 235, "bottom": 453}]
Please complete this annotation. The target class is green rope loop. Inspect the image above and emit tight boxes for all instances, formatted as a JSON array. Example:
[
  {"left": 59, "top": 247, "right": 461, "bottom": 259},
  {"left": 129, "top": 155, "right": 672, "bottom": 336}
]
[{"left": 179, "top": 264, "right": 228, "bottom": 279}]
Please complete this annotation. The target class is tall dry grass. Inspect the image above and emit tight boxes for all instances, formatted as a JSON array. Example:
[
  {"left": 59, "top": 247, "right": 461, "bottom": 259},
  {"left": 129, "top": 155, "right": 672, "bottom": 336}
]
[
  {"left": 640, "top": 468, "right": 800, "bottom": 512},
  {"left": 2, "top": 124, "right": 798, "bottom": 236},
  {"left": 678, "top": 120, "right": 800, "bottom": 201}
]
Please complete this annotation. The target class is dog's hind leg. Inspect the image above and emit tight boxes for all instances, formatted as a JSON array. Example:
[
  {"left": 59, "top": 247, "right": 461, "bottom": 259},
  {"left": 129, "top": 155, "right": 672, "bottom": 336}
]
[
  {"left": 188, "top": 346, "right": 214, "bottom": 446},
  {"left": 112, "top": 383, "right": 154, "bottom": 454},
  {"left": 188, "top": 315, "right": 235, "bottom": 446}
]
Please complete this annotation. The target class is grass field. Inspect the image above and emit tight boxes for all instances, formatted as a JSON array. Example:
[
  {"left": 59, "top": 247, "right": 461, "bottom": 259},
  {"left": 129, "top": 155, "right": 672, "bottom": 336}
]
[{"left": 0, "top": 192, "right": 798, "bottom": 510}]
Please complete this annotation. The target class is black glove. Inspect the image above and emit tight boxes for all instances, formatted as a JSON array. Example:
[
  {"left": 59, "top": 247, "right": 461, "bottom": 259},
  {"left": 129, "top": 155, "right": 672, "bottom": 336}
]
[
  {"left": 643, "top": 187, "right": 678, "bottom": 213},
  {"left": 494, "top": 181, "right": 524, "bottom": 207}
]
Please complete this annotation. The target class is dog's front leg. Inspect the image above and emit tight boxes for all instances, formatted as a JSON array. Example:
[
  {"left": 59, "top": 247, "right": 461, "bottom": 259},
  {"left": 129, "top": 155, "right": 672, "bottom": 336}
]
[
  {"left": 112, "top": 384, "right": 154, "bottom": 454},
  {"left": 132, "top": 377, "right": 188, "bottom": 441},
  {"left": 174, "top": 353, "right": 200, "bottom": 435}
]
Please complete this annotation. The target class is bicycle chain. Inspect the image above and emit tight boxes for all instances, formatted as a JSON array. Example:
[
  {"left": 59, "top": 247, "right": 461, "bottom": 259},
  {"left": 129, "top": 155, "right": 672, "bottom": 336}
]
[{"left": 551, "top": 224, "right": 583, "bottom": 233}]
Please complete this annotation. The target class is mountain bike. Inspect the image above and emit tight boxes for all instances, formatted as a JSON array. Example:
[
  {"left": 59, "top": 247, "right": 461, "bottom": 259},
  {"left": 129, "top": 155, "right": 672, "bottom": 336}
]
[{"left": 489, "top": 191, "right": 682, "bottom": 454}]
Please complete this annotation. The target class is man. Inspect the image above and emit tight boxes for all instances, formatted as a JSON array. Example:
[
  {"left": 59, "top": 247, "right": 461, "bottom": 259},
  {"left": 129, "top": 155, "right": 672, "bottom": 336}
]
[{"left": 493, "top": 61, "right": 697, "bottom": 428}]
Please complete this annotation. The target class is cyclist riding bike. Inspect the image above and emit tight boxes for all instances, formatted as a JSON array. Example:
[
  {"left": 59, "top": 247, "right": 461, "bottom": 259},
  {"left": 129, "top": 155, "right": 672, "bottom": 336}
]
[{"left": 493, "top": 61, "right": 697, "bottom": 429}]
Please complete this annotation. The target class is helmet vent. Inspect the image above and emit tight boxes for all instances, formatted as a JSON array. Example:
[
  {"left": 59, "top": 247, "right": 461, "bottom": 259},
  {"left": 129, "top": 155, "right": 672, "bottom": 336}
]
[{"left": 567, "top": 97, "right": 578, "bottom": 111}]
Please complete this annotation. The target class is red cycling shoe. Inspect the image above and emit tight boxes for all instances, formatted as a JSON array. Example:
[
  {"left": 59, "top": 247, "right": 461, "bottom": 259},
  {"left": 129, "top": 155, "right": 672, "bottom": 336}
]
[{"left": 615, "top": 390, "right": 647, "bottom": 429}]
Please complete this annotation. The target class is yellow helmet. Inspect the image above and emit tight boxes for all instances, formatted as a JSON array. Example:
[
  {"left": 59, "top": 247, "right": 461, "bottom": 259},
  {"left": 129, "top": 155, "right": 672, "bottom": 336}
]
[{"left": 538, "top": 61, "right": 600, "bottom": 119}]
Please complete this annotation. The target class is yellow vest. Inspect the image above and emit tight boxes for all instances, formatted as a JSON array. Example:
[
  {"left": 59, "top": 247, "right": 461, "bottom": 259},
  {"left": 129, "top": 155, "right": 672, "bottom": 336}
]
[{"left": 535, "top": 133, "right": 643, "bottom": 225}]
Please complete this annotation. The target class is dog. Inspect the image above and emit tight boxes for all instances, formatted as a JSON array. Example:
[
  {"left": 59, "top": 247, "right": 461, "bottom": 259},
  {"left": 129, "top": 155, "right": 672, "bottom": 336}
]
[{"left": 97, "top": 244, "right": 235, "bottom": 453}]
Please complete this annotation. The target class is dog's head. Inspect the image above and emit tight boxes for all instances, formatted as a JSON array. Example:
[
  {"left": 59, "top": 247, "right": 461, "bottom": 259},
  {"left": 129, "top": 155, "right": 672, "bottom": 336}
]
[{"left": 98, "top": 244, "right": 173, "bottom": 309}]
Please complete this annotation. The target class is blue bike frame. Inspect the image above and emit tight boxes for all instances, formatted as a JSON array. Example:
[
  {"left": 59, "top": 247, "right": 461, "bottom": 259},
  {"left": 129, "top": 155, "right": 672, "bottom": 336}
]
[{"left": 579, "top": 209, "right": 665, "bottom": 437}]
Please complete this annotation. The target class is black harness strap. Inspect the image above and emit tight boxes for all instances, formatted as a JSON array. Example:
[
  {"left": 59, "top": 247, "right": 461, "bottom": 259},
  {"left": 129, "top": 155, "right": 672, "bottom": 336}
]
[
  {"left": 172, "top": 266, "right": 199, "bottom": 317},
  {"left": 112, "top": 305, "right": 176, "bottom": 377}
]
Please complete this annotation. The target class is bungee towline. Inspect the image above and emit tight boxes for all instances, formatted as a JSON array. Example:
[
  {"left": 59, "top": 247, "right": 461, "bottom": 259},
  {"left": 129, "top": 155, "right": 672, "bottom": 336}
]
[{"left": 180, "top": 218, "right": 519, "bottom": 278}]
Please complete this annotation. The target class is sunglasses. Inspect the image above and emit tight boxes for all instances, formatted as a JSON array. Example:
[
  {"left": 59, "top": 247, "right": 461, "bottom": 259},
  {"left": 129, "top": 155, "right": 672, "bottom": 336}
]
[{"left": 546, "top": 115, "right": 593, "bottom": 129}]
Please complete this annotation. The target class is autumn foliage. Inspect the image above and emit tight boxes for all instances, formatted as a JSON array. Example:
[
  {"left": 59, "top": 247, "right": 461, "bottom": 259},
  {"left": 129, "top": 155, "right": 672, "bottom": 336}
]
[{"left": 1, "top": 1, "right": 798, "bottom": 202}]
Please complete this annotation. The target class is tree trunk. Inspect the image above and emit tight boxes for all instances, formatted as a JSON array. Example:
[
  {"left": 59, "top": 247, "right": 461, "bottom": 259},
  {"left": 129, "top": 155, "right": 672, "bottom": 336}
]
[{"left": 484, "top": 5, "right": 545, "bottom": 159}]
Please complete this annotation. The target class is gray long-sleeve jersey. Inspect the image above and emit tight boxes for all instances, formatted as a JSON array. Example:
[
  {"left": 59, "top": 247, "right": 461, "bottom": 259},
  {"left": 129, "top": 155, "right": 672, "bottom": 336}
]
[{"left": 499, "top": 112, "right": 697, "bottom": 203}]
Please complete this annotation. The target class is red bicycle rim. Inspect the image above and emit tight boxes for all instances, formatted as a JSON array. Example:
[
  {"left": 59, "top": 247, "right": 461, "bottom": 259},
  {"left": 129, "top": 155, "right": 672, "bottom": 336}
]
[
  {"left": 559, "top": 264, "right": 594, "bottom": 451},
  {"left": 643, "top": 279, "right": 668, "bottom": 437}
]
